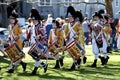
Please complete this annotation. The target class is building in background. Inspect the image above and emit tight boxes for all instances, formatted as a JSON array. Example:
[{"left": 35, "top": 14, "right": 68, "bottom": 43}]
[{"left": 0, "top": 0, "right": 120, "bottom": 27}]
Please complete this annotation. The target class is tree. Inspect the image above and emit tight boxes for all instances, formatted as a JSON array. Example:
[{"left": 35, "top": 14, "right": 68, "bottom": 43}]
[
  {"left": 29, "top": 0, "right": 114, "bottom": 17},
  {"left": 104, "top": 0, "right": 113, "bottom": 17},
  {"left": 0, "top": 0, "right": 8, "bottom": 28},
  {"left": 0, "top": 0, "right": 19, "bottom": 27}
]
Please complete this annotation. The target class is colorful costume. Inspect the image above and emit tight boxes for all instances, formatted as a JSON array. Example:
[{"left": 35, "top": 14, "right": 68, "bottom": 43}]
[
  {"left": 6, "top": 10, "right": 27, "bottom": 73},
  {"left": 91, "top": 11, "right": 109, "bottom": 67},
  {"left": 116, "top": 19, "right": 120, "bottom": 51},
  {"left": 29, "top": 8, "right": 48, "bottom": 75},
  {"left": 64, "top": 6, "right": 85, "bottom": 70}
]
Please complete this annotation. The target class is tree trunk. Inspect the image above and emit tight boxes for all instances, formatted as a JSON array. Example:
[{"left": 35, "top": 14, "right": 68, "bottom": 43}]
[
  {"left": 1, "top": 0, "right": 8, "bottom": 28},
  {"left": 1, "top": 4, "right": 8, "bottom": 28},
  {"left": 104, "top": 0, "right": 113, "bottom": 17}
]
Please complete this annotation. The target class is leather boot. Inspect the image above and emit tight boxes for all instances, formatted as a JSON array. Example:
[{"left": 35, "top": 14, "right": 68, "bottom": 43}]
[
  {"left": 99, "top": 56, "right": 105, "bottom": 65},
  {"left": 104, "top": 56, "right": 109, "bottom": 65},
  {"left": 77, "top": 59, "right": 81, "bottom": 68},
  {"left": 7, "top": 69, "right": 14, "bottom": 73},
  {"left": 54, "top": 60, "right": 60, "bottom": 69},
  {"left": 83, "top": 56, "right": 87, "bottom": 64},
  {"left": 6, "top": 64, "right": 15, "bottom": 73},
  {"left": 69, "top": 63, "right": 75, "bottom": 70},
  {"left": 31, "top": 67, "right": 38, "bottom": 75},
  {"left": 59, "top": 58, "right": 64, "bottom": 67},
  {"left": 20, "top": 61, "right": 27, "bottom": 71},
  {"left": 91, "top": 59, "right": 97, "bottom": 68}
]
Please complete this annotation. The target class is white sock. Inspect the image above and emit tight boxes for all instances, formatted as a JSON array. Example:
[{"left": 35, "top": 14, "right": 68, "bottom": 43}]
[
  {"left": 104, "top": 53, "right": 107, "bottom": 59},
  {"left": 35, "top": 60, "right": 42, "bottom": 67}
]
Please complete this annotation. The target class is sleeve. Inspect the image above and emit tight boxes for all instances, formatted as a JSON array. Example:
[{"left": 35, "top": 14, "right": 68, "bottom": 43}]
[
  {"left": 18, "top": 25, "right": 23, "bottom": 38},
  {"left": 64, "top": 24, "right": 69, "bottom": 37}
]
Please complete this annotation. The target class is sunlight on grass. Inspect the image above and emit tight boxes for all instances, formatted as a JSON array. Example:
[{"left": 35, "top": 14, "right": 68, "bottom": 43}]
[{"left": 0, "top": 45, "right": 120, "bottom": 80}]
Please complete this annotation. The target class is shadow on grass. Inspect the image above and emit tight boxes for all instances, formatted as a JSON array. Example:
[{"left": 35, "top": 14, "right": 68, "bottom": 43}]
[
  {"left": 79, "top": 67, "right": 113, "bottom": 75},
  {"left": 17, "top": 72, "right": 75, "bottom": 80},
  {"left": 0, "top": 57, "right": 10, "bottom": 64}
]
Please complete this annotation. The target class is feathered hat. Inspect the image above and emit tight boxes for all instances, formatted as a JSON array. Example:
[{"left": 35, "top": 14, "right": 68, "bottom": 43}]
[
  {"left": 93, "top": 9, "right": 105, "bottom": 19},
  {"left": 98, "top": 9, "right": 105, "bottom": 14},
  {"left": 103, "top": 15, "right": 109, "bottom": 21},
  {"left": 30, "top": 8, "right": 42, "bottom": 20},
  {"left": 75, "top": 10, "right": 84, "bottom": 23},
  {"left": 9, "top": 10, "right": 18, "bottom": 19},
  {"left": 66, "top": 6, "right": 76, "bottom": 18},
  {"left": 7, "top": 6, "right": 14, "bottom": 18}
]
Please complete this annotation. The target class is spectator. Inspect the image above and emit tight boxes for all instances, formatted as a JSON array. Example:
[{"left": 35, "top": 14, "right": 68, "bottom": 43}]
[
  {"left": 82, "top": 17, "right": 89, "bottom": 45},
  {"left": 46, "top": 14, "right": 53, "bottom": 39}
]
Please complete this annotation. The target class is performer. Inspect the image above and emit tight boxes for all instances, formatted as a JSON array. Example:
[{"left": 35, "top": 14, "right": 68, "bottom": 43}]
[
  {"left": 103, "top": 15, "right": 112, "bottom": 53},
  {"left": 116, "top": 19, "right": 120, "bottom": 51},
  {"left": 65, "top": 6, "right": 85, "bottom": 70},
  {"left": 72, "top": 10, "right": 87, "bottom": 67},
  {"left": 7, "top": 10, "right": 27, "bottom": 73},
  {"left": 30, "top": 8, "right": 48, "bottom": 75},
  {"left": 90, "top": 10, "right": 109, "bottom": 67},
  {"left": 25, "top": 18, "right": 33, "bottom": 46},
  {"left": 48, "top": 20, "right": 65, "bottom": 68}
]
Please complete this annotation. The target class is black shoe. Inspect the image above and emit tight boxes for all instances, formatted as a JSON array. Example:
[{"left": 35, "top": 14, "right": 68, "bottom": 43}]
[
  {"left": 53, "top": 60, "right": 60, "bottom": 69},
  {"left": 104, "top": 56, "right": 109, "bottom": 65},
  {"left": 59, "top": 59, "right": 63, "bottom": 67},
  {"left": 20, "top": 61, "right": 27, "bottom": 71},
  {"left": 31, "top": 67, "right": 38, "bottom": 75},
  {"left": 7, "top": 69, "right": 14, "bottom": 73},
  {"left": 83, "top": 56, "right": 87, "bottom": 64},
  {"left": 90, "top": 63, "right": 96, "bottom": 68},
  {"left": 0, "top": 67, "right": 1, "bottom": 70},
  {"left": 77, "top": 59, "right": 81, "bottom": 68},
  {"left": 44, "top": 64, "right": 48, "bottom": 73},
  {"left": 99, "top": 56, "right": 105, "bottom": 65},
  {"left": 69, "top": 63, "right": 75, "bottom": 70},
  {"left": 90, "top": 59, "right": 97, "bottom": 68}
]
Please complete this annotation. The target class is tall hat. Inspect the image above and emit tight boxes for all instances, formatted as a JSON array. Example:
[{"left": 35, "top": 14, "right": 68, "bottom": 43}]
[
  {"left": 75, "top": 10, "right": 84, "bottom": 23},
  {"left": 66, "top": 6, "right": 76, "bottom": 18},
  {"left": 30, "top": 8, "right": 42, "bottom": 20},
  {"left": 93, "top": 9, "right": 105, "bottom": 19},
  {"left": 92, "top": 12, "right": 99, "bottom": 17},
  {"left": 9, "top": 10, "right": 18, "bottom": 19},
  {"left": 103, "top": 15, "right": 109, "bottom": 21},
  {"left": 98, "top": 9, "right": 105, "bottom": 15},
  {"left": 7, "top": 6, "right": 14, "bottom": 18}
]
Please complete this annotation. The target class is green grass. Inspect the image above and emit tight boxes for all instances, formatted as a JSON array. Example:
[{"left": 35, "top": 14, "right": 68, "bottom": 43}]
[{"left": 0, "top": 45, "right": 120, "bottom": 80}]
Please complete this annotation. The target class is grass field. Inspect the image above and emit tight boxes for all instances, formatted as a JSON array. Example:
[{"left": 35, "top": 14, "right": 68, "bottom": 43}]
[{"left": 0, "top": 45, "right": 120, "bottom": 80}]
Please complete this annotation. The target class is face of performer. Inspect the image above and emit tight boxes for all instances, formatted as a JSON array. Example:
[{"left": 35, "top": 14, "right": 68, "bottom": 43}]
[
  {"left": 93, "top": 16, "right": 99, "bottom": 21},
  {"left": 108, "top": 18, "right": 114, "bottom": 23},
  {"left": 68, "top": 16, "right": 74, "bottom": 23},
  {"left": 52, "top": 22, "right": 57, "bottom": 29},
  {"left": 32, "top": 19, "right": 38, "bottom": 25},
  {"left": 103, "top": 18, "right": 108, "bottom": 24},
  {"left": 10, "top": 18, "right": 16, "bottom": 24}
]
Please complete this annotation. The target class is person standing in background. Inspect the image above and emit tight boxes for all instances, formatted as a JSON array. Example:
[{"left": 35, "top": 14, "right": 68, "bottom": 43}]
[
  {"left": 46, "top": 14, "right": 53, "bottom": 39},
  {"left": 82, "top": 17, "right": 89, "bottom": 45}
]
